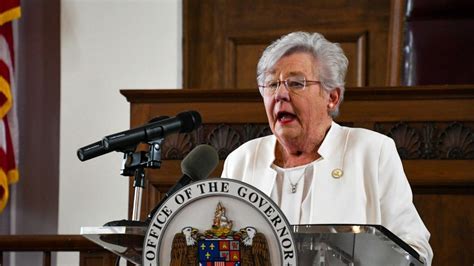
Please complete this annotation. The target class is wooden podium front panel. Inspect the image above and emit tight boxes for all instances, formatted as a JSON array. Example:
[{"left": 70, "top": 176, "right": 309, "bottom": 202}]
[{"left": 122, "top": 86, "right": 474, "bottom": 265}]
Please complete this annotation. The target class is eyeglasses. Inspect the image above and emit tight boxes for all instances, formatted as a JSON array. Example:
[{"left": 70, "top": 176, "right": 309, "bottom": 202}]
[{"left": 258, "top": 77, "right": 321, "bottom": 96}]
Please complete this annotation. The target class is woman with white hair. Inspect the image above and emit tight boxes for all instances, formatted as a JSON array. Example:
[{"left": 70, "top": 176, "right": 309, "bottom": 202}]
[{"left": 222, "top": 31, "right": 433, "bottom": 264}]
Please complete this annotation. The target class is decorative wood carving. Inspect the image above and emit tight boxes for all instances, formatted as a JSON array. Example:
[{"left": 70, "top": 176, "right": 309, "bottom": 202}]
[
  {"left": 377, "top": 122, "right": 474, "bottom": 160},
  {"left": 163, "top": 124, "right": 270, "bottom": 160},
  {"left": 386, "top": 122, "right": 422, "bottom": 159},
  {"left": 206, "top": 125, "right": 242, "bottom": 159},
  {"left": 439, "top": 122, "right": 474, "bottom": 159},
  {"left": 161, "top": 122, "right": 474, "bottom": 160},
  {"left": 162, "top": 133, "right": 194, "bottom": 159}
]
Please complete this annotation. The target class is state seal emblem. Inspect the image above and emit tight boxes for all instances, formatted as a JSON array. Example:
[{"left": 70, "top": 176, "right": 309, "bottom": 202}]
[
  {"left": 170, "top": 202, "right": 270, "bottom": 265},
  {"left": 143, "top": 178, "right": 297, "bottom": 265}
]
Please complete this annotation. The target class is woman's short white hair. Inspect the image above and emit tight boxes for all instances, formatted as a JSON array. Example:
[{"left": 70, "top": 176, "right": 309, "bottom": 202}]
[{"left": 257, "top": 32, "right": 348, "bottom": 117}]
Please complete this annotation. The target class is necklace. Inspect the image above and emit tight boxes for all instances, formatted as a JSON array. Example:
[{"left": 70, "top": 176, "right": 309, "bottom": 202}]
[{"left": 288, "top": 174, "right": 305, "bottom": 193}]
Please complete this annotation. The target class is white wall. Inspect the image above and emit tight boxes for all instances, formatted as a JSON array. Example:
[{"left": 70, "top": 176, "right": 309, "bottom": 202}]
[{"left": 60, "top": 0, "right": 181, "bottom": 264}]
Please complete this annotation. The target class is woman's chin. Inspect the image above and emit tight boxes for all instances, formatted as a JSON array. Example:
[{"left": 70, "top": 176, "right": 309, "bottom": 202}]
[{"left": 274, "top": 128, "right": 302, "bottom": 143}]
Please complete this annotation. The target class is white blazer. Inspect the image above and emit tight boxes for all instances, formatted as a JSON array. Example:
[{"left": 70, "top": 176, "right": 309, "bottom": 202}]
[{"left": 222, "top": 122, "right": 433, "bottom": 264}]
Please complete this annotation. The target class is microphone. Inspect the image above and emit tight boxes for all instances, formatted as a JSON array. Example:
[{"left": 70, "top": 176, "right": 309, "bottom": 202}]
[
  {"left": 76, "top": 112, "right": 199, "bottom": 162},
  {"left": 145, "top": 144, "right": 219, "bottom": 222},
  {"left": 102, "top": 111, "right": 201, "bottom": 151},
  {"left": 77, "top": 141, "right": 109, "bottom": 162}
]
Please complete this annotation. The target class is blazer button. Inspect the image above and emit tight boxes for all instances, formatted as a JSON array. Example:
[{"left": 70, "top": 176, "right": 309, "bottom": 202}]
[{"left": 332, "top": 168, "right": 343, "bottom": 179}]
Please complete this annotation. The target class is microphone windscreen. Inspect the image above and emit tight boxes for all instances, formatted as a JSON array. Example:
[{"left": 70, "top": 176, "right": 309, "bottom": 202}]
[
  {"left": 177, "top": 111, "right": 202, "bottom": 133},
  {"left": 181, "top": 144, "right": 219, "bottom": 181}
]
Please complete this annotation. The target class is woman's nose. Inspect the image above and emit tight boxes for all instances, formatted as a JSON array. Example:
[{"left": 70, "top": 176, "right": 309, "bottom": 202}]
[{"left": 275, "top": 81, "right": 290, "bottom": 101}]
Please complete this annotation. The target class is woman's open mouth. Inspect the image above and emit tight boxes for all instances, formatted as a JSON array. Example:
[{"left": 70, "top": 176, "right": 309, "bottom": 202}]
[{"left": 276, "top": 111, "right": 297, "bottom": 124}]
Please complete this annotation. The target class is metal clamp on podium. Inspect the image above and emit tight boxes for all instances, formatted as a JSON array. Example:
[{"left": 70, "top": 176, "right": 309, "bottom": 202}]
[{"left": 118, "top": 137, "right": 164, "bottom": 222}]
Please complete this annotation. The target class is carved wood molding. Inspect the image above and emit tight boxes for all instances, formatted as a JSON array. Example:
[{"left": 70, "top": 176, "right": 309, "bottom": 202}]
[
  {"left": 161, "top": 122, "right": 474, "bottom": 160},
  {"left": 162, "top": 124, "right": 270, "bottom": 160},
  {"left": 121, "top": 86, "right": 474, "bottom": 161},
  {"left": 376, "top": 122, "right": 474, "bottom": 159},
  {"left": 121, "top": 85, "right": 474, "bottom": 103}
]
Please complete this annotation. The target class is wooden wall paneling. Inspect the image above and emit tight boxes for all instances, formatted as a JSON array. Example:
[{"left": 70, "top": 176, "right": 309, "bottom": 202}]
[
  {"left": 122, "top": 85, "right": 474, "bottom": 265},
  {"left": 225, "top": 36, "right": 269, "bottom": 89},
  {"left": 327, "top": 31, "right": 369, "bottom": 86},
  {"left": 184, "top": 0, "right": 391, "bottom": 89},
  {"left": 413, "top": 194, "right": 474, "bottom": 265},
  {"left": 183, "top": 1, "right": 219, "bottom": 89},
  {"left": 225, "top": 31, "right": 369, "bottom": 89},
  {"left": 386, "top": 0, "right": 406, "bottom": 86}
]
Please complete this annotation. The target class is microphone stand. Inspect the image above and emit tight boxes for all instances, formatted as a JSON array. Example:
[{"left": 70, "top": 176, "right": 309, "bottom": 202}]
[{"left": 103, "top": 138, "right": 163, "bottom": 227}]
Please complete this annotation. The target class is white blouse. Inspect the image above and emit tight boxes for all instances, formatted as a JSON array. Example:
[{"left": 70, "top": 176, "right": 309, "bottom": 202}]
[{"left": 270, "top": 160, "right": 318, "bottom": 224}]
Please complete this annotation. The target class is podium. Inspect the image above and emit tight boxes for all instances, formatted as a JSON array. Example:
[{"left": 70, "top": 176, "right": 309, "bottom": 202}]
[
  {"left": 80, "top": 179, "right": 425, "bottom": 265},
  {"left": 81, "top": 224, "right": 424, "bottom": 265},
  {"left": 292, "top": 224, "right": 423, "bottom": 265},
  {"left": 81, "top": 226, "right": 146, "bottom": 265}
]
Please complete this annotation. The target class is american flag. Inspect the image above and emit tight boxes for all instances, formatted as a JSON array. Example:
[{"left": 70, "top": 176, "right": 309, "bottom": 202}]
[{"left": 0, "top": 0, "right": 20, "bottom": 213}]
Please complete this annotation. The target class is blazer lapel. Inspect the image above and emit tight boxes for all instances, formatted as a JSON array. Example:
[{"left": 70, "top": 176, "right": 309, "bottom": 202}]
[
  {"left": 309, "top": 122, "right": 349, "bottom": 222},
  {"left": 251, "top": 135, "right": 277, "bottom": 196}
]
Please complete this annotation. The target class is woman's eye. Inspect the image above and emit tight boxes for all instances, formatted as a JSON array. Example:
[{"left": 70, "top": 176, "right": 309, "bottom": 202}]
[
  {"left": 267, "top": 81, "right": 279, "bottom": 89},
  {"left": 288, "top": 81, "right": 305, "bottom": 89}
]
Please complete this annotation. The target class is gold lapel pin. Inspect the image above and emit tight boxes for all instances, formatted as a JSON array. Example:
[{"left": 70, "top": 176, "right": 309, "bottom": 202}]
[{"left": 332, "top": 168, "right": 343, "bottom": 179}]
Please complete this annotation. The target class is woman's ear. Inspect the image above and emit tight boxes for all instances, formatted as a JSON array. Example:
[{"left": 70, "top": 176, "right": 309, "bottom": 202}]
[{"left": 328, "top": 87, "right": 341, "bottom": 109}]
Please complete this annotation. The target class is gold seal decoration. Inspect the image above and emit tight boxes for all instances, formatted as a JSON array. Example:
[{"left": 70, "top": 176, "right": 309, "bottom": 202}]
[{"left": 331, "top": 168, "right": 343, "bottom": 179}]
